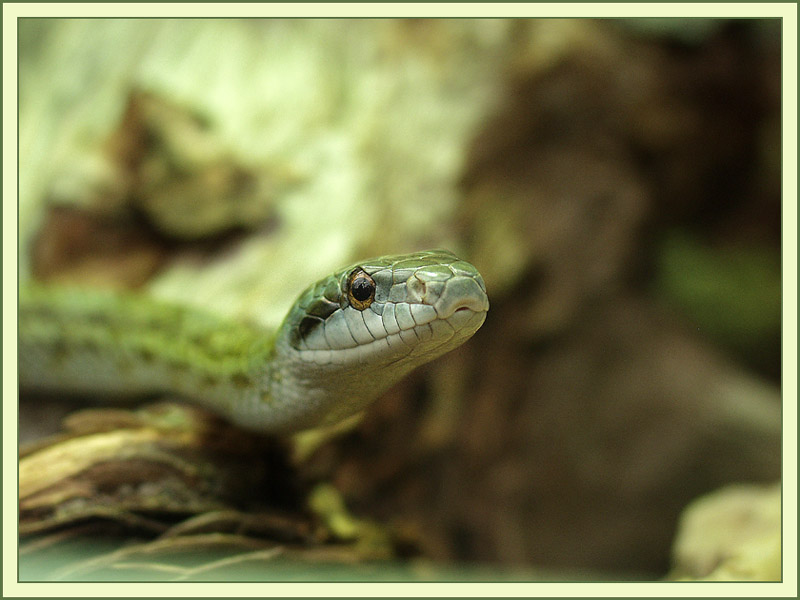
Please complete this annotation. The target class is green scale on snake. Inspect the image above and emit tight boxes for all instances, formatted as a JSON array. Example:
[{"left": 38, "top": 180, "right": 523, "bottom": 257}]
[{"left": 19, "top": 250, "right": 489, "bottom": 433}]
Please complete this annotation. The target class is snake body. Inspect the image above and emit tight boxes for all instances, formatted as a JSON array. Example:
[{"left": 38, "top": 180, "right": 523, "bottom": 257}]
[{"left": 19, "top": 250, "right": 489, "bottom": 433}]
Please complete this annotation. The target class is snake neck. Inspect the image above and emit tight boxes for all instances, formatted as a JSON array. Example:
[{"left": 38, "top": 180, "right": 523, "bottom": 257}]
[
  {"left": 19, "top": 286, "right": 273, "bottom": 398},
  {"left": 18, "top": 285, "right": 367, "bottom": 433},
  {"left": 257, "top": 327, "right": 414, "bottom": 432}
]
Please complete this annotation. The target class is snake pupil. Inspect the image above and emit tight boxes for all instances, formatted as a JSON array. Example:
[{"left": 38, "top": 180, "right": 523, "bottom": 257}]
[{"left": 351, "top": 278, "right": 373, "bottom": 301}]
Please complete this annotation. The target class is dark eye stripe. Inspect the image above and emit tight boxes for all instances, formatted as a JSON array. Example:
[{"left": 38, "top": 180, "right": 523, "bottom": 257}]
[
  {"left": 292, "top": 315, "right": 324, "bottom": 347},
  {"left": 306, "top": 298, "right": 339, "bottom": 320}
]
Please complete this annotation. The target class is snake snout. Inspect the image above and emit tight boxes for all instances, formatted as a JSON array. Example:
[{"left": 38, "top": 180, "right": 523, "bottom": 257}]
[{"left": 432, "top": 276, "right": 489, "bottom": 319}]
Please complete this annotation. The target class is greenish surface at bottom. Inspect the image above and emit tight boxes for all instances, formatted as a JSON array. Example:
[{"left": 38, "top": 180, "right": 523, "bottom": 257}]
[{"left": 18, "top": 537, "right": 642, "bottom": 583}]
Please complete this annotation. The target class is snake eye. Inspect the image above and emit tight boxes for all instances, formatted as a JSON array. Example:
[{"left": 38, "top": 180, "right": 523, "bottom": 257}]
[{"left": 347, "top": 269, "right": 375, "bottom": 311}]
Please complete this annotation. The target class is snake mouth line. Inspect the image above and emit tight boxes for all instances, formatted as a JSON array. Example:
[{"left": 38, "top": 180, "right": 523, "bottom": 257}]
[{"left": 382, "top": 311, "right": 482, "bottom": 368}]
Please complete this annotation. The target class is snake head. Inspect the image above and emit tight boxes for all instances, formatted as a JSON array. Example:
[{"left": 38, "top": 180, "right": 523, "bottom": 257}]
[
  {"left": 269, "top": 250, "right": 489, "bottom": 430},
  {"left": 286, "top": 249, "right": 488, "bottom": 362}
]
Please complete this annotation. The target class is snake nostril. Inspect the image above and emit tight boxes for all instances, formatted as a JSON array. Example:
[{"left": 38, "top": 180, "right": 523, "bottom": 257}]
[{"left": 406, "top": 275, "right": 427, "bottom": 302}]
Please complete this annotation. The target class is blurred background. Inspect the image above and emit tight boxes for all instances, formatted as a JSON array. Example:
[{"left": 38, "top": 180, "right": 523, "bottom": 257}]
[{"left": 18, "top": 18, "right": 783, "bottom": 581}]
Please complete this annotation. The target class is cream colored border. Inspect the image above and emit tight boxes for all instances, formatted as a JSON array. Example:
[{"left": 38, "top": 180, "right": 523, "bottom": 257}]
[{"left": 3, "top": 3, "right": 797, "bottom": 598}]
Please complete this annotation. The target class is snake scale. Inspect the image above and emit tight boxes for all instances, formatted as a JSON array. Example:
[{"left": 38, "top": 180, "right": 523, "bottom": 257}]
[{"left": 19, "top": 250, "right": 489, "bottom": 433}]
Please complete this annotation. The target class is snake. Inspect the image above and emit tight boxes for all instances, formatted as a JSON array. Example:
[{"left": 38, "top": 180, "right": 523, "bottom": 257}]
[{"left": 19, "top": 250, "right": 489, "bottom": 434}]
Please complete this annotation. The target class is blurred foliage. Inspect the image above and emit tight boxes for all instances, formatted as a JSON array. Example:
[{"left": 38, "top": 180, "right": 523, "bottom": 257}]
[
  {"left": 616, "top": 17, "right": 726, "bottom": 45},
  {"left": 654, "top": 231, "right": 781, "bottom": 374}
]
